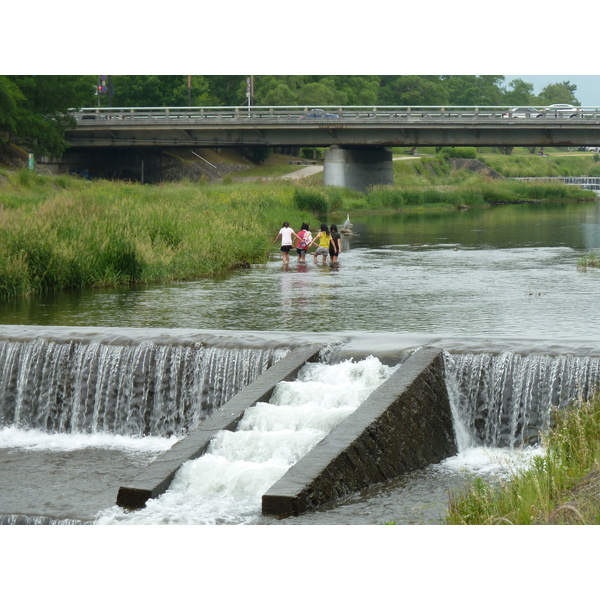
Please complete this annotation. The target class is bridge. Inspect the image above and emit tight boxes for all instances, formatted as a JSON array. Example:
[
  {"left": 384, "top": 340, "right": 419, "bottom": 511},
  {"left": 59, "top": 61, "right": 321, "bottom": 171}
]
[{"left": 63, "top": 105, "right": 600, "bottom": 190}]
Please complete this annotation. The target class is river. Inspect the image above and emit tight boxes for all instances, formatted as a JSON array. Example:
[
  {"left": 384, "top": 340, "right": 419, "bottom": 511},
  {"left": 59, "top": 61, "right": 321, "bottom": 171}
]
[{"left": 1, "top": 200, "right": 600, "bottom": 527}]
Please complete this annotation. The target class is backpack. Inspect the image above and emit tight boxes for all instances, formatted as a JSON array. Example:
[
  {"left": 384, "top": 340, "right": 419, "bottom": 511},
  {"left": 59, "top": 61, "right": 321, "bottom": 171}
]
[{"left": 299, "top": 230, "right": 312, "bottom": 248}]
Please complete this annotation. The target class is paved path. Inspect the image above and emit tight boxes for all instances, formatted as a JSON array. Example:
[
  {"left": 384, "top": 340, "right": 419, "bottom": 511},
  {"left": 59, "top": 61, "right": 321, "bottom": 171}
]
[{"left": 278, "top": 165, "right": 323, "bottom": 179}]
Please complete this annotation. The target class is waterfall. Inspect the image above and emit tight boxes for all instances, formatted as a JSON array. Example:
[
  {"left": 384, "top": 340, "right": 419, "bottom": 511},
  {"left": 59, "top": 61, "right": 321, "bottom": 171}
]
[
  {"left": 444, "top": 351, "right": 600, "bottom": 450},
  {"left": 0, "top": 338, "right": 288, "bottom": 437}
]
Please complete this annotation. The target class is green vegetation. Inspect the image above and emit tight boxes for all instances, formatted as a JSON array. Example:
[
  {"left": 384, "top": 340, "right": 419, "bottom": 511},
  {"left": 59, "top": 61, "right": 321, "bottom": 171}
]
[
  {"left": 0, "top": 75, "right": 96, "bottom": 156},
  {"left": 577, "top": 251, "right": 600, "bottom": 271},
  {"left": 359, "top": 155, "right": 596, "bottom": 210},
  {"left": 446, "top": 393, "right": 600, "bottom": 525},
  {"left": 478, "top": 153, "right": 600, "bottom": 178},
  {"left": 0, "top": 173, "right": 315, "bottom": 299}
]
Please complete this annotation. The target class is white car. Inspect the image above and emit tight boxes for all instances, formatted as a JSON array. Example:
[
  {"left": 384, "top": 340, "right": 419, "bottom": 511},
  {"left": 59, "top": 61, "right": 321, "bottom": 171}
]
[
  {"left": 502, "top": 107, "right": 542, "bottom": 119},
  {"left": 540, "top": 104, "right": 582, "bottom": 118}
]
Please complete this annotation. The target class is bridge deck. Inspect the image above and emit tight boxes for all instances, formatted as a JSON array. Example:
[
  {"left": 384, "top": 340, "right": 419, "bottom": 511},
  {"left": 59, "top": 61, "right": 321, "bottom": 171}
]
[{"left": 66, "top": 105, "right": 600, "bottom": 148}]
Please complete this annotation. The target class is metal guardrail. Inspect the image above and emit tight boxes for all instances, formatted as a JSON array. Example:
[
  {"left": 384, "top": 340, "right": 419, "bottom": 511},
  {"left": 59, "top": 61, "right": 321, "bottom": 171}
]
[{"left": 71, "top": 105, "right": 600, "bottom": 123}]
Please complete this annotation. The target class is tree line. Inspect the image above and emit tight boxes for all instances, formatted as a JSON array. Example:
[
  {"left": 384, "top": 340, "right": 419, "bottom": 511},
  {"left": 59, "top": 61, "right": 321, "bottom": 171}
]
[{"left": 0, "top": 75, "right": 581, "bottom": 156}]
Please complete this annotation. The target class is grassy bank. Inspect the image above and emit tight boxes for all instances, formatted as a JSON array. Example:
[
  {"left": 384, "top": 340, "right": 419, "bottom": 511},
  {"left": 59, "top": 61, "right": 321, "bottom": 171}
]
[
  {"left": 446, "top": 393, "right": 600, "bottom": 525},
  {"left": 354, "top": 156, "right": 597, "bottom": 210},
  {"left": 479, "top": 153, "right": 600, "bottom": 178},
  {"left": 0, "top": 171, "right": 317, "bottom": 299}
]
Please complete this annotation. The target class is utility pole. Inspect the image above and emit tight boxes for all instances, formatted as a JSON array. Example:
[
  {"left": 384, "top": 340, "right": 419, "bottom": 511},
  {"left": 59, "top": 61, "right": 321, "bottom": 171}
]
[
  {"left": 107, "top": 75, "right": 113, "bottom": 108},
  {"left": 187, "top": 75, "right": 192, "bottom": 106},
  {"left": 246, "top": 76, "right": 254, "bottom": 113}
]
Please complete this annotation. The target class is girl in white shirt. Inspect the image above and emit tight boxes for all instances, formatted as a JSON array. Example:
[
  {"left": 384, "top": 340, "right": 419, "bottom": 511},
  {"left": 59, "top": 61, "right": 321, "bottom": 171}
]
[{"left": 273, "top": 221, "right": 299, "bottom": 266}]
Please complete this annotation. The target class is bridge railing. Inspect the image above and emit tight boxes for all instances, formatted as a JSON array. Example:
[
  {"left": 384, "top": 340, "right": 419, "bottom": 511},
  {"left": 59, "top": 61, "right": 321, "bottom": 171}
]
[{"left": 71, "top": 105, "right": 600, "bottom": 123}]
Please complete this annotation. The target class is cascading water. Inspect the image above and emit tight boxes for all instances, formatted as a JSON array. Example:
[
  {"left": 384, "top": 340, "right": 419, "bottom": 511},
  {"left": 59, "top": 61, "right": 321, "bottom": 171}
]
[
  {"left": 95, "top": 356, "right": 398, "bottom": 525},
  {"left": 444, "top": 350, "right": 600, "bottom": 450},
  {"left": 0, "top": 338, "right": 288, "bottom": 437}
]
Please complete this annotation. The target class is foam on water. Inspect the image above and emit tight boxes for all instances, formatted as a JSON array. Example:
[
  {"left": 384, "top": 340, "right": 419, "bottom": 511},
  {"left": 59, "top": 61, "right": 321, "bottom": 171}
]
[
  {"left": 0, "top": 425, "right": 178, "bottom": 453},
  {"left": 438, "top": 445, "right": 545, "bottom": 480},
  {"left": 95, "top": 356, "right": 398, "bottom": 525}
]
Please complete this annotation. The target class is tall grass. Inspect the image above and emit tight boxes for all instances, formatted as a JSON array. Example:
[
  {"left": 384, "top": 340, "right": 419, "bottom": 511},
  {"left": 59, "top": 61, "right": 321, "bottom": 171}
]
[
  {"left": 479, "top": 154, "right": 600, "bottom": 178},
  {"left": 0, "top": 174, "right": 313, "bottom": 299},
  {"left": 446, "top": 393, "right": 600, "bottom": 525}
]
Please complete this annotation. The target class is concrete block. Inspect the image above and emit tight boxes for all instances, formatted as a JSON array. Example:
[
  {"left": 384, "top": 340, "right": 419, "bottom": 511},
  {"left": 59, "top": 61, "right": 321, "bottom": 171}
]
[{"left": 262, "top": 347, "right": 457, "bottom": 516}]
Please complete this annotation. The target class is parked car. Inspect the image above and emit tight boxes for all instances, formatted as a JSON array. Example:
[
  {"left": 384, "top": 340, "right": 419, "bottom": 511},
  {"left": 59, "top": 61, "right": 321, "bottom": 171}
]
[
  {"left": 540, "top": 104, "right": 582, "bottom": 118},
  {"left": 502, "top": 107, "right": 542, "bottom": 119},
  {"left": 301, "top": 109, "right": 339, "bottom": 119}
]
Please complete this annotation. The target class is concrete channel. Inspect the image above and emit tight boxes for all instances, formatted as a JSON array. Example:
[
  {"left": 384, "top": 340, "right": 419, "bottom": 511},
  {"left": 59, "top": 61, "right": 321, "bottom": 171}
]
[{"left": 116, "top": 344, "right": 324, "bottom": 509}]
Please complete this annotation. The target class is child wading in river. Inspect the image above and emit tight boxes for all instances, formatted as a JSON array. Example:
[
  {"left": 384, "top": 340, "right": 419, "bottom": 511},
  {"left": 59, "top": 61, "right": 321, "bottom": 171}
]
[
  {"left": 310, "top": 224, "right": 331, "bottom": 264},
  {"left": 273, "top": 221, "right": 299, "bottom": 266},
  {"left": 295, "top": 223, "right": 312, "bottom": 263}
]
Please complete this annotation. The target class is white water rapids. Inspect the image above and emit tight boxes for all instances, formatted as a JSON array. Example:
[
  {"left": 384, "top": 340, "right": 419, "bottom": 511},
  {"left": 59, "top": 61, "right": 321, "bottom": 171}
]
[{"left": 95, "top": 355, "right": 398, "bottom": 525}]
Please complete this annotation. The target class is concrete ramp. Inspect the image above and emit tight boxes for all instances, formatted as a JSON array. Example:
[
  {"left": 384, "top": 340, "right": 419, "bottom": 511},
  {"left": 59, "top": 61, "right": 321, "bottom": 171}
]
[
  {"left": 117, "top": 345, "right": 323, "bottom": 509},
  {"left": 262, "top": 347, "right": 457, "bottom": 516}
]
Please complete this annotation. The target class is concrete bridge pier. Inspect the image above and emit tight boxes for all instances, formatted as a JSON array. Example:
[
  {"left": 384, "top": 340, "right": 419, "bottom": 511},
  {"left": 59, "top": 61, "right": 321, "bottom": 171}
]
[{"left": 323, "top": 145, "right": 393, "bottom": 192}]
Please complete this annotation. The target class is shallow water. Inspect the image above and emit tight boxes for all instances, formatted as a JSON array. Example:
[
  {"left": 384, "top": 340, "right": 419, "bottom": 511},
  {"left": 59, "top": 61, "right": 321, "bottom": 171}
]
[{"left": 2, "top": 203, "right": 599, "bottom": 346}]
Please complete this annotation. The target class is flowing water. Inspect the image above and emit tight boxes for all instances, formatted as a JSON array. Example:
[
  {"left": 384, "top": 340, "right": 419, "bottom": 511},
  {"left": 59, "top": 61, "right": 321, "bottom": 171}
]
[{"left": 1, "top": 201, "right": 600, "bottom": 525}]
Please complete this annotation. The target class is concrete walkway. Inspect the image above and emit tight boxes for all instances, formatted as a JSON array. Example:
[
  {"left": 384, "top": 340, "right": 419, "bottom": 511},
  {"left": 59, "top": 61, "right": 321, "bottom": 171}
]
[{"left": 278, "top": 165, "right": 324, "bottom": 179}]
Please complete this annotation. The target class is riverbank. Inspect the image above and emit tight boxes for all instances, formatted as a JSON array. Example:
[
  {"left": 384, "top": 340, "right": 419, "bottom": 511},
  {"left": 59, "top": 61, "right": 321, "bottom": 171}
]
[
  {"left": 446, "top": 393, "right": 600, "bottom": 525},
  {"left": 0, "top": 155, "right": 597, "bottom": 300}
]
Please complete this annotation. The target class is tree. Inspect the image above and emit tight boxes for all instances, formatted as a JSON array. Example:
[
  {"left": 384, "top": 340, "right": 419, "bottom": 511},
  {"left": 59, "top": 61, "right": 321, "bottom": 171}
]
[
  {"left": 443, "top": 75, "right": 505, "bottom": 105},
  {"left": 204, "top": 76, "right": 247, "bottom": 106},
  {"left": 538, "top": 81, "right": 580, "bottom": 105},
  {"left": 378, "top": 76, "right": 449, "bottom": 105},
  {"left": 325, "top": 76, "right": 380, "bottom": 105},
  {"left": 297, "top": 81, "right": 339, "bottom": 105},
  {"left": 2, "top": 75, "right": 96, "bottom": 156},
  {"left": 108, "top": 75, "right": 214, "bottom": 107},
  {"left": 0, "top": 76, "right": 25, "bottom": 140},
  {"left": 502, "top": 78, "right": 537, "bottom": 106}
]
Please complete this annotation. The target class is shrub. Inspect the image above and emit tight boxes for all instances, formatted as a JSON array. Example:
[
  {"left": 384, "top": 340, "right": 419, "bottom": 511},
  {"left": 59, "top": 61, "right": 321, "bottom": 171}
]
[
  {"left": 300, "top": 148, "right": 324, "bottom": 160},
  {"left": 293, "top": 188, "right": 329, "bottom": 214},
  {"left": 438, "top": 147, "right": 478, "bottom": 159}
]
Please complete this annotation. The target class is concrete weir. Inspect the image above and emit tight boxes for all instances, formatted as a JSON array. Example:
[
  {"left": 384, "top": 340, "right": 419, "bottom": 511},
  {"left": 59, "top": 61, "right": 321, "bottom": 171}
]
[
  {"left": 262, "top": 347, "right": 457, "bottom": 516},
  {"left": 116, "top": 345, "right": 323, "bottom": 509},
  {"left": 323, "top": 145, "right": 394, "bottom": 192}
]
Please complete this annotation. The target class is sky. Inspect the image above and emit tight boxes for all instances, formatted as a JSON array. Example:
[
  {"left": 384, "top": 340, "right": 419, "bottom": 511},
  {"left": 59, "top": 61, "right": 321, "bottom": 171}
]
[{"left": 505, "top": 75, "right": 600, "bottom": 105}]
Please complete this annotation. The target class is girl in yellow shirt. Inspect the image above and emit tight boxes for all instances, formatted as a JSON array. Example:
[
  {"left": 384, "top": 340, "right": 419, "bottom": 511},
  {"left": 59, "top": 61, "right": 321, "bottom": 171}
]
[{"left": 310, "top": 224, "right": 331, "bottom": 264}]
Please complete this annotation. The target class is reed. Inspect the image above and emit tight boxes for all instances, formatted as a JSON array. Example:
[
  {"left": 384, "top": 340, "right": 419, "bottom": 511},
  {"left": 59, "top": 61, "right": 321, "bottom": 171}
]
[
  {"left": 446, "top": 393, "right": 600, "bottom": 525},
  {"left": 0, "top": 174, "right": 313, "bottom": 298},
  {"left": 577, "top": 251, "right": 600, "bottom": 271}
]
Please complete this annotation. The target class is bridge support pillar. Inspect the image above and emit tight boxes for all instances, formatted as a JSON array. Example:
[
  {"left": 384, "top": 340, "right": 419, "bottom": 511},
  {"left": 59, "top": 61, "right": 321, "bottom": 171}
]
[{"left": 323, "top": 145, "right": 393, "bottom": 192}]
